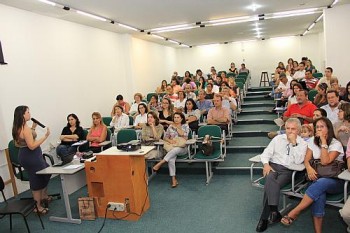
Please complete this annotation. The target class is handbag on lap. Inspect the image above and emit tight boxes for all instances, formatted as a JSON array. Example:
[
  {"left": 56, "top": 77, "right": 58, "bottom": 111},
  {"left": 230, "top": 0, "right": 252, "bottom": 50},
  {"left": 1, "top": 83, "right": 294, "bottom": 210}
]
[{"left": 309, "top": 159, "right": 345, "bottom": 178}]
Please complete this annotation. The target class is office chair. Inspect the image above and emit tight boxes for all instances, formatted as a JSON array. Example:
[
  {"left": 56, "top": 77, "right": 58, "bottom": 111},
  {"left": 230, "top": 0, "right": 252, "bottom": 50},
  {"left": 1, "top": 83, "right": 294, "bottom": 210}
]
[{"left": 0, "top": 176, "right": 45, "bottom": 233}]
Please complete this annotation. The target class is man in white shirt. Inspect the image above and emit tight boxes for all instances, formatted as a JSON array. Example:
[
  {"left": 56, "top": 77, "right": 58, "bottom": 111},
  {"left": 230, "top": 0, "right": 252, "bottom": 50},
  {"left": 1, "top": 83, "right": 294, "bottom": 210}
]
[
  {"left": 221, "top": 87, "right": 237, "bottom": 115},
  {"left": 206, "top": 78, "right": 220, "bottom": 93},
  {"left": 256, "top": 118, "right": 307, "bottom": 232},
  {"left": 318, "top": 67, "right": 334, "bottom": 88},
  {"left": 184, "top": 84, "right": 197, "bottom": 100},
  {"left": 265, "top": 73, "right": 290, "bottom": 99},
  {"left": 293, "top": 62, "right": 306, "bottom": 81},
  {"left": 321, "top": 90, "right": 340, "bottom": 125}
]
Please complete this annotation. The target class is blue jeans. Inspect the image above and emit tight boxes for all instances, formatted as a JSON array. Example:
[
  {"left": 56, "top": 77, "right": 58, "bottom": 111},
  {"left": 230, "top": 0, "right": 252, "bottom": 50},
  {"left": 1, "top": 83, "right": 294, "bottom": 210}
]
[
  {"left": 56, "top": 144, "right": 77, "bottom": 158},
  {"left": 306, "top": 178, "right": 344, "bottom": 217}
]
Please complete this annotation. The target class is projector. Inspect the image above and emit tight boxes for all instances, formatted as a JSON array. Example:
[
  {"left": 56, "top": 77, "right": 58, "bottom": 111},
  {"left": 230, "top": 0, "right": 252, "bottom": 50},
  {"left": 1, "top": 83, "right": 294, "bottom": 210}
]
[{"left": 117, "top": 140, "right": 141, "bottom": 152}]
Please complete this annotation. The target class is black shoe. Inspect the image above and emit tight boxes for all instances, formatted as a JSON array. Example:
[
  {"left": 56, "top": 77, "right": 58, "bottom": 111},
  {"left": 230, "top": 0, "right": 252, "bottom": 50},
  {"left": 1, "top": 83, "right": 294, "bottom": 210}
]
[
  {"left": 269, "top": 211, "right": 282, "bottom": 223},
  {"left": 256, "top": 219, "right": 268, "bottom": 232}
]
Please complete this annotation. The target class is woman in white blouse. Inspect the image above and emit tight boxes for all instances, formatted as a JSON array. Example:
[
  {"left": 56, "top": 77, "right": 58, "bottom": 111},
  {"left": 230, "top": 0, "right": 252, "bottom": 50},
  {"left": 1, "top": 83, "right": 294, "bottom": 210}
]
[
  {"left": 110, "top": 105, "right": 129, "bottom": 133},
  {"left": 174, "top": 91, "right": 186, "bottom": 112},
  {"left": 134, "top": 103, "right": 148, "bottom": 130},
  {"left": 281, "top": 117, "right": 345, "bottom": 233}
]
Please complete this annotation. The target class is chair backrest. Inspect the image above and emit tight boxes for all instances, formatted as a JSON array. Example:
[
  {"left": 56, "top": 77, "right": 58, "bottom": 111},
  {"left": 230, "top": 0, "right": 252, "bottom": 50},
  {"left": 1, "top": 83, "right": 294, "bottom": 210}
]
[
  {"left": 308, "top": 89, "right": 318, "bottom": 101},
  {"left": 117, "top": 129, "right": 138, "bottom": 144},
  {"left": 147, "top": 93, "right": 157, "bottom": 102},
  {"left": 197, "top": 125, "right": 222, "bottom": 150},
  {"left": 236, "top": 82, "right": 244, "bottom": 90},
  {"left": 236, "top": 74, "right": 247, "bottom": 80},
  {"left": 106, "top": 128, "right": 112, "bottom": 141},
  {"left": 238, "top": 72, "right": 248, "bottom": 77},
  {"left": 227, "top": 72, "right": 236, "bottom": 78},
  {"left": 8, "top": 140, "right": 20, "bottom": 166},
  {"left": 313, "top": 72, "right": 323, "bottom": 79},
  {"left": 235, "top": 78, "right": 246, "bottom": 84},
  {"left": 128, "top": 116, "right": 134, "bottom": 126},
  {"left": 102, "top": 117, "right": 112, "bottom": 126}
]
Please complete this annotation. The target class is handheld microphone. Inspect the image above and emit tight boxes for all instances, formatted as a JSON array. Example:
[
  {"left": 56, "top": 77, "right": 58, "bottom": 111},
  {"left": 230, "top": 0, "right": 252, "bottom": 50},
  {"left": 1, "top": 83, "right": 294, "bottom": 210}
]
[{"left": 31, "top": 118, "right": 46, "bottom": 128}]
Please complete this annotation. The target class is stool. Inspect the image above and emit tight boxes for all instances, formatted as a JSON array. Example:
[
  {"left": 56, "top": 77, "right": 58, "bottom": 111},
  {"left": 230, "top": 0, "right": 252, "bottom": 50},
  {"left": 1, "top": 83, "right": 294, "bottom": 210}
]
[{"left": 260, "top": 72, "right": 269, "bottom": 87}]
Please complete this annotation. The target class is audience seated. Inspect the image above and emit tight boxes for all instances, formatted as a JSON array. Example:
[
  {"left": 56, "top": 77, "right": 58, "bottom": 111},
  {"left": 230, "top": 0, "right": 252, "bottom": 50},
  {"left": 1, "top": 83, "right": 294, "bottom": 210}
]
[
  {"left": 286, "top": 58, "right": 294, "bottom": 75},
  {"left": 314, "top": 83, "right": 328, "bottom": 108},
  {"left": 129, "top": 93, "right": 146, "bottom": 117},
  {"left": 87, "top": 112, "right": 107, "bottom": 153},
  {"left": 293, "top": 62, "right": 306, "bottom": 81},
  {"left": 196, "top": 90, "right": 213, "bottom": 117},
  {"left": 174, "top": 91, "right": 186, "bottom": 112},
  {"left": 265, "top": 73, "right": 290, "bottom": 99},
  {"left": 281, "top": 117, "right": 345, "bottom": 233},
  {"left": 158, "top": 97, "right": 174, "bottom": 131},
  {"left": 156, "top": 80, "right": 168, "bottom": 94},
  {"left": 239, "top": 63, "right": 249, "bottom": 74},
  {"left": 207, "top": 94, "right": 230, "bottom": 132},
  {"left": 184, "top": 84, "right": 197, "bottom": 100},
  {"left": 318, "top": 67, "right": 334, "bottom": 88},
  {"left": 56, "top": 113, "right": 84, "bottom": 158},
  {"left": 110, "top": 105, "right": 129, "bottom": 133},
  {"left": 183, "top": 98, "right": 200, "bottom": 133},
  {"left": 320, "top": 90, "right": 340, "bottom": 124},
  {"left": 305, "top": 59, "right": 316, "bottom": 73},
  {"left": 256, "top": 118, "right": 307, "bottom": 232},
  {"left": 170, "top": 78, "right": 182, "bottom": 94},
  {"left": 301, "top": 70, "right": 319, "bottom": 90},
  {"left": 221, "top": 87, "right": 237, "bottom": 114},
  {"left": 229, "top": 62, "right": 239, "bottom": 75},
  {"left": 111, "top": 94, "right": 130, "bottom": 116},
  {"left": 206, "top": 78, "right": 220, "bottom": 93},
  {"left": 134, "top": 103, "right": 148, "bottom": 130},
  {"left": 205, "top": 83, "right": 215, "bottom": 99},
  {"left": 181, "top": 77, "right": 197, "bottom": 90},
  {"left": 287, "top": 83, "right": 303, "bottom": 107},
  {"left": 141, "top": 111, "right": 164, "bottom": 159},
  {"left": 195, "top": 69, "right": 205, "bottom": 81},
  {"left": 164, "top": 85, "right": 179, "bottom": 103},
  {"left": 198, "top": 76, "right": 206, "bottom": 90},
  {"left": 148, "top": 94, "right": 162, "bottom": 113},
  {"left": 334, "top": 102, "right": 350, "bottom": 147},
  {"left": 152, "top": 112, "right": 190, "bottom": 188},
  {"left": 283, "top": 90, "right": 317, "bottom": 125},
  {"left": 343, "top": 81, "right": 350, "bottom": 102},
  {"left": 330, "top": 77, "right": 346, "bottom": 99},
  {"left": 275, "top": 79, "right": 298, "bottom": 107}
]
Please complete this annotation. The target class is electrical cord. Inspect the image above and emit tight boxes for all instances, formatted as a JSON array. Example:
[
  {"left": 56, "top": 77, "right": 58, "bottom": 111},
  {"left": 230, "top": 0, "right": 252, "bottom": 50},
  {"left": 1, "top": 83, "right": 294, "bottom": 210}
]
[{"left": 97, "top": 204, "right": 110, "bottom": 233}]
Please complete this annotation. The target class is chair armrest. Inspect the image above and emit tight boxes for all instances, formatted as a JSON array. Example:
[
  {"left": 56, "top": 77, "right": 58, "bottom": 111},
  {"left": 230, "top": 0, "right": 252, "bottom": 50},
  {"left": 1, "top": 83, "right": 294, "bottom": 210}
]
[
  {"left": 154, "top": 141, "right": 164, "bottom": 146},
  {"left": 98, "top": 141, "right": 112, "bottom": 146},
  {"left": 43, "top": 153, "right": 54, "bottom": 165},
  {"left": 249, "top": 154, "right": 261, "bottom": 163},
  {"left": 72, "top": 140, "right": 88, "bottom": 146},
  {"left": 338, "top": 170, "right": 350, "bottom": 181},
  {"left": 186, "top": 139, "right": 196, "bottom": 145}
]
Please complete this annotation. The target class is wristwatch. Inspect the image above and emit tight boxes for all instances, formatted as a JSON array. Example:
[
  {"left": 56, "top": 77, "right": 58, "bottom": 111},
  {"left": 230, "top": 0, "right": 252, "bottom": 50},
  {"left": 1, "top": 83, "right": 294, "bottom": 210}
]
[{"left": 321, "top": 144, "right": 328, "bottom": 149}]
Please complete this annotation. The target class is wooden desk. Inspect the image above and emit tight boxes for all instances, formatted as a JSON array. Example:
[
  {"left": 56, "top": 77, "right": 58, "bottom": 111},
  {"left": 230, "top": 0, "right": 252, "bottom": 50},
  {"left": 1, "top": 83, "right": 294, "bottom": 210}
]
[
  {"left": 37, "top": 160, "right": 86, "bottom": 224},
  {"left": 85, "top": 146, "right": 154, "bottom": 221}
]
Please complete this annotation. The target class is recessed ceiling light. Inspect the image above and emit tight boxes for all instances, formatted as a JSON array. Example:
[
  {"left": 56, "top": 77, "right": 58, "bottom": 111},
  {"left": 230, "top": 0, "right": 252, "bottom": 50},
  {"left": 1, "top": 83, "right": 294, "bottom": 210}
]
[{"left": 247, "top": 3, "right": 261, "bottom": 12}]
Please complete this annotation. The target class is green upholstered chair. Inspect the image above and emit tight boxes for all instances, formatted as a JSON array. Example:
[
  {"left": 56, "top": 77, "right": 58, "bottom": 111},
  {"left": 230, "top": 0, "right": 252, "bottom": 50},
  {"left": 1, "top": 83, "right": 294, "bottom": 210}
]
[{"left": 116, "top": 129, "right": 138, "bottom": 144}]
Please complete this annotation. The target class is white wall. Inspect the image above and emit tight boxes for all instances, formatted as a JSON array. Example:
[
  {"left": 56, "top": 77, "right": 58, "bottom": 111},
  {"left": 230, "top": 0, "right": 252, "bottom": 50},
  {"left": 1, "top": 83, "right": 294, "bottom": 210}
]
[
  {"left": 324, "top": 4, "right": 350, "bottom": 86},
  {"left": 0, "top": 4, "right": 176, "bottom": 198},
  {"left": 176, "top": 34, "right": 324, "bottom": 87}
]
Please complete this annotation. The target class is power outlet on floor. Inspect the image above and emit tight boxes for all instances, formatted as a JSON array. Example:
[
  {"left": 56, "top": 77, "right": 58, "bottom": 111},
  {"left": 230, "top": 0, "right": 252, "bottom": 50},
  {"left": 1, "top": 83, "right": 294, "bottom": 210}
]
[{"left": 108, "top": 202, "right": 125, "bottom": 211}]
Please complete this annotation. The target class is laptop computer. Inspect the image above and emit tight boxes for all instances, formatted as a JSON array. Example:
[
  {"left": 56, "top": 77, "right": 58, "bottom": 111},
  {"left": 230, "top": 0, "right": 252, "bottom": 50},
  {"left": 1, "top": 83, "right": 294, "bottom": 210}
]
[{"left": 53, "top": 152, "right": 75, "bottom": 167}]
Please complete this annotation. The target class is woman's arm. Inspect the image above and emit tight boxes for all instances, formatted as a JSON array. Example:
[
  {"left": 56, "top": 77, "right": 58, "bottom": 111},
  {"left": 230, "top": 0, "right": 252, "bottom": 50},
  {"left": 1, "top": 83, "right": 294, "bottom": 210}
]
[
  {"left": 304, "top": 148, "right": 318, "bottom": 181},
  {"left": 124, "top": 103, "right": 130, "bottom": 115},
  {"left": 97, "top": 126, "right": 107, "bottom": 143},
  {"left": 23, "top": 125, "right": 50, "bottom": 150}
]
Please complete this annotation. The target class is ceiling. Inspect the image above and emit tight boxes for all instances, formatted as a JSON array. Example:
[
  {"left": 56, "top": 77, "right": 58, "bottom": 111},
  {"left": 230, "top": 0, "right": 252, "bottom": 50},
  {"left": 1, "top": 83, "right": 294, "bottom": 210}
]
[{"left": 1, "top": 0, "right": 348, "bottom": 48}]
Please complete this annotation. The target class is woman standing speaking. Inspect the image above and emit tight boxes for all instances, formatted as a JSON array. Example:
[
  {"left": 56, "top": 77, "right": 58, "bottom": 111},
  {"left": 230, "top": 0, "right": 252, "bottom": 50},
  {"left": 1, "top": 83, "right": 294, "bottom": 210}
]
[{"left": 12, "top": 105, "right": 51, "bottom": 214}]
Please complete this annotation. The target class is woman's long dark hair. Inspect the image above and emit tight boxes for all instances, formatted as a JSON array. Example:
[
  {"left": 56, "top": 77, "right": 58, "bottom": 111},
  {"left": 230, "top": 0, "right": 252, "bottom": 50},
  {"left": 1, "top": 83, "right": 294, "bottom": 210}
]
[
  {"left": 313, "top": 117, "right": 335, "bottom": 147},
  {"left": 12, "top": 105, "right": 28, "bottom": 142},
  {"left": 173, "top": 112, "right": 186, "bottom": 124},
  {"left": 66, "top": 113, "right": 81, "bottom": 128},
  {"left": 184, "top": 98, "right": 198, "bottom": 113}
]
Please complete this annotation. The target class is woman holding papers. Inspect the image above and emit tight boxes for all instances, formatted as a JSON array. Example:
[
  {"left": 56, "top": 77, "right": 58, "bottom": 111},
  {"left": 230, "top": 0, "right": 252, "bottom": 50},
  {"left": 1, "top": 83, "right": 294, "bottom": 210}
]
[
  {"left": 56, "top": 113, "right": 84, "bottom": 158},
  {"left": 12, "top": 105, "right": 51, "bottom": 214}
]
